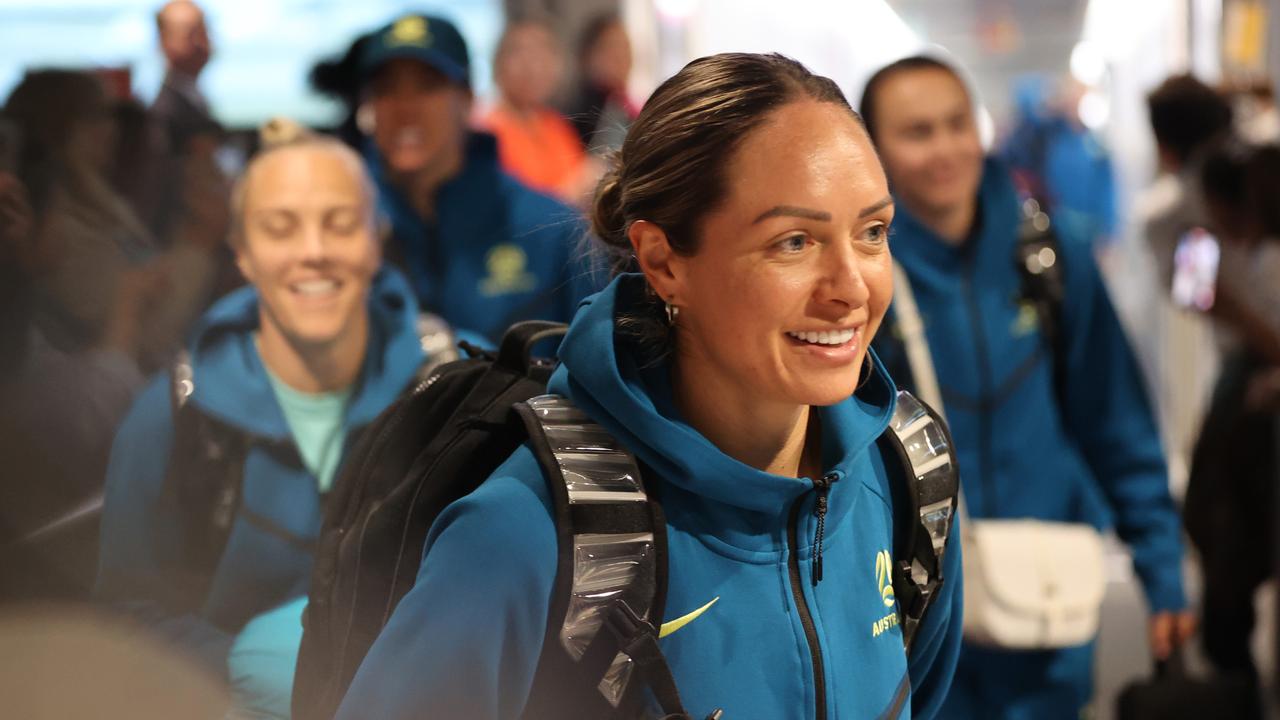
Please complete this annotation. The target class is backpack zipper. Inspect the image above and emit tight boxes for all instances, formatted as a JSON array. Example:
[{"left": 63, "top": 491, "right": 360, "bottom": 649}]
[{"left": 788, "top": 472, "right": 839, "bottom": 720}]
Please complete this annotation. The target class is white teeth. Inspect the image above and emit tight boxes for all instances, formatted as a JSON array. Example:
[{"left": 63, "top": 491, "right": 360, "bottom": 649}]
[
  {"left": 787, "top": 329, "right": 856, "bottom": 346},
  {"left": 294, "top": 279, "right": 338, "bottom": 296},
  {"left": 395, "top": 128, "right": 424, "bottom": 146}
]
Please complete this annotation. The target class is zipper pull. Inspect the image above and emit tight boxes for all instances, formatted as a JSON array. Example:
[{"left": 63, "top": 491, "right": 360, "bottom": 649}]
[{"left": 811, "top": 473, "right": 838, "bottom": 586}]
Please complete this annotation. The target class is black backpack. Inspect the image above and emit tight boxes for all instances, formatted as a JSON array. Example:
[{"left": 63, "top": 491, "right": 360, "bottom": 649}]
[
  {"left": 293, "top": 321, "right": 959, "bottom": 720},
  {"left": 872, "top": 200, "right": 1067, "bottom": 411}
]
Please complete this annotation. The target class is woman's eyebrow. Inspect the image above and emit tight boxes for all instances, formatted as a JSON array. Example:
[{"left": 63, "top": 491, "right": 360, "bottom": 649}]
[
  {"left": 859, "top": 196, "right": 894, "bottom": 218},
  {"left": 752, "top": 205, "right": 832, "bottom": 224},
  {"left": 752, "top": 197, "right": 894, "bottom": 224}
]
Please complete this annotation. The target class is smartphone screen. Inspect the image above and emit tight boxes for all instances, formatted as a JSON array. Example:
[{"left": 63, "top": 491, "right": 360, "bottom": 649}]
[{"left": 1171, "top": 227, "right": 1220, "bottom": 311}]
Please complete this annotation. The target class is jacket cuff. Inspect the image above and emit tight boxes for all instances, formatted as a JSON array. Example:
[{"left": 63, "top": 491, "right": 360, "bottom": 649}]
[{"left": 1138, "top": 564, "right": 1188, "bottom": 613}]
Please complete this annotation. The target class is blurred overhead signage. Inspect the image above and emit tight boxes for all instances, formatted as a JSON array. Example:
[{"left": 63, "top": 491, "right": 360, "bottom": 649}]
[
  {"left": 977, "top": 15, "right": 1022, "bottom": 55},
  {"left": 1223, "top": 0, "right": 1267, "bottom": 77}
]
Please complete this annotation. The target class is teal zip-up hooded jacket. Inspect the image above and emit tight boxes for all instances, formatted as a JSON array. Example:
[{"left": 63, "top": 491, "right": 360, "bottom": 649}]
[
  {"left": 95, "top": 268, "right": 431, "bottom": 678},
  {"left": 877, "top": 159, "right": 1184, "bottom": 716},
  {"left": 369, "top": 132, "right": 596, "bottom": 342},
  {"left": 337, "top": 274, "right": 963, "bottom": 720}
]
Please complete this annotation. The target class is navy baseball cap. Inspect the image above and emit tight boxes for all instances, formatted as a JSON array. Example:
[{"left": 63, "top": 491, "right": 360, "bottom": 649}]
[{"left": 360, "top": 14, "right": 470, "bottom": 88}]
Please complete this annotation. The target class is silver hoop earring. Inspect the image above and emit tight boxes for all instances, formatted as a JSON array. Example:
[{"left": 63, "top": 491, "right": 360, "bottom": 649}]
[{"left": 665, "top": 302, "right": 680, "bottom": 325}]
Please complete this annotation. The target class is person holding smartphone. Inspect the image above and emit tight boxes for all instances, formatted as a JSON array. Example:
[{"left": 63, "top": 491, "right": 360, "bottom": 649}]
[{"left": 1184, "top": 142, "right": 1280, "bottom": 689}]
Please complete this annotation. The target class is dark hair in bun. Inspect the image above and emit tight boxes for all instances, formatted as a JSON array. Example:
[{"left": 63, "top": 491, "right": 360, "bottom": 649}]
[{"left": 588, "top": 52, "right": 859, "bottom": 352}]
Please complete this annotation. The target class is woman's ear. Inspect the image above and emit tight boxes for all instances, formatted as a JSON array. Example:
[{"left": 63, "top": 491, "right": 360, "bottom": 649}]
[
  {"left": 627, "top": 220, "right": 685, "bottom": 304},
  {"left": 234, "top": 247, "right": 254, "bottom": 284},
  {"left": 356, "top": 103, "right": 375, "bottom": 136}
]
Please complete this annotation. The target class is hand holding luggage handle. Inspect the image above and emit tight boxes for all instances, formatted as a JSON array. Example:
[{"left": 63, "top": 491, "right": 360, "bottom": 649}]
[
  {"left": 891, "top": 261, "right": 1107, "bottom": 650},
  {"left": 1116, "top": 644, "right": 1263, "bottom": 720}
]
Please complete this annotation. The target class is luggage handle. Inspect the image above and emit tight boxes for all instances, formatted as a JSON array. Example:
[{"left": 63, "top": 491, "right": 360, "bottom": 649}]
[
  {"left": 1155, "top": 646, "right": 1188, "bottom": 680},
  {"left": 496, "top": 321, "right": 568, "bottom": 374}
]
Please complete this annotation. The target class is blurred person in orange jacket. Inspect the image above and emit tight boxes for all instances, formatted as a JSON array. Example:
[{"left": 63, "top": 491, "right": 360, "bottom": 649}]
[{"left": 482, "top": 17, "right": 596, "bottom": 205}]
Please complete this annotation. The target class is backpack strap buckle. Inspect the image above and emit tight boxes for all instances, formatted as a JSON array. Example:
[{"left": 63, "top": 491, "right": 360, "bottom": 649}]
[
  {"left": 602, "top": 600, "right": 704, "bottom": 720},
  {"left": 883, "top": 390, "right": 960, "bottom": 652}
]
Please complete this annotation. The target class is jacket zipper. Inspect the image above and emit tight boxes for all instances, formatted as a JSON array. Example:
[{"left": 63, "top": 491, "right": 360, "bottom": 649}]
[
  {"left": 811, "top": 474, "right": 835, "bottom": 585},
  {"left": 788, "top": 472, "right": 839, "bottom": 720},
  {"left": 961, "top": 262, "right": 996, "bottom": 517}
]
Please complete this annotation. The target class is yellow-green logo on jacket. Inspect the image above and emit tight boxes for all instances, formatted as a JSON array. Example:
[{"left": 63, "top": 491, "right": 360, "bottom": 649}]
[
  {"left": 872, "top": 549, "right": 899, "bottom": 638},
  {"left": 480, "top": 244, "right": 538, "bottom": 297}
]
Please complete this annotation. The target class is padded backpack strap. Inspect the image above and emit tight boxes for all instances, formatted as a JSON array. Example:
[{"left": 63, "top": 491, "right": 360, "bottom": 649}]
[
  {"left": 162, "top": 350, "right": 248, "bottom": 614},
  {"left": 517, "top": 394, "right": 693, "bottom": 719},
  {"left": 1014, "top": 201, "right": 1067, "bottom": 402},
  {"left": 882, "top": 389, "right": 960, "bottom": 653}
]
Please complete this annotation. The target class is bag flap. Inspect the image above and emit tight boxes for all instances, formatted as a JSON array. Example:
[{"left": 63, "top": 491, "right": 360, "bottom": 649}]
[{"left": 965, "top": 519, "right": 1107, "bottom": 615}]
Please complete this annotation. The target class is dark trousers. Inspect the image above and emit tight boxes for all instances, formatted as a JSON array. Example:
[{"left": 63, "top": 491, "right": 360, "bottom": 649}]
[{"left": 1184, "top": 352, "right": 1277, "bottom": 679}]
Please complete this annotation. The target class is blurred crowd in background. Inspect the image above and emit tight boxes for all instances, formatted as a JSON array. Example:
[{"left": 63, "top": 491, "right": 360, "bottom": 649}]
[{"left": 0, "top": 0, "right": 1277, "bottom": 718}]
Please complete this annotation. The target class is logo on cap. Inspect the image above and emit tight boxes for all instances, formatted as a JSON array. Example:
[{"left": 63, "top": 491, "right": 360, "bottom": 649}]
[{"left": 389, "top": 16, "right": 431, "bottom": 47}]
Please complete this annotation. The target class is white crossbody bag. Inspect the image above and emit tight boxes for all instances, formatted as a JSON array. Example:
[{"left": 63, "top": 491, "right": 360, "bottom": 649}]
[{"left": 892, "top": 262, "right": 1105, "bottom": 649}]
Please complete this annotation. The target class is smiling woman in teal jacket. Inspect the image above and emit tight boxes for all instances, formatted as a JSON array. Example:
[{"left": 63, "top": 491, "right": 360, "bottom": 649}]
[
  {"left": 95, "top": 130, "right": 468, "bottom": 719},
  {"left": 337, "top": 52, "right": 962, "bottom": 720},
  {"left": 859, "top": 56, "right": 1193, "bottom": 719}
]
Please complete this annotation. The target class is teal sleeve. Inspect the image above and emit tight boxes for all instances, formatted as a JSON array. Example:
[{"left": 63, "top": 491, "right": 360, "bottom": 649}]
[
  {"left": 95, "top": 376, "right": 234, "bottom": 674},
  {"left": 226, "top": 595, "right": 308, "bottom": 720},
  {"left": 1059, "top": 240, "right": 1186, "bottom": 612},
  {"left": 907, "top": 514, "right": 964, "bottom": 720},
  {"left": 335, "top": 446, "right": 558, "bottom": 719}
]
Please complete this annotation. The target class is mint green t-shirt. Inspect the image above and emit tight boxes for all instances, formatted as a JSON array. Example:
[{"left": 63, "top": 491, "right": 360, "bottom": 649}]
[{"left": 264, "top": 368, "right": 353, "bottom": 493}]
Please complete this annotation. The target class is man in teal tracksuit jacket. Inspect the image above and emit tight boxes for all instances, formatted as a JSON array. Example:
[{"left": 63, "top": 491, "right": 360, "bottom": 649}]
[
  {"left": 881, "top": 157, "right": 1187, "bottom": 716},
  {"left": 94, "top": 268, "right": 436, "bottom": 714},
  {"left": 334, "top": 274, "right": 965, "bottom": 719},
  {"left": 368, "top": 132, "right": 592, "bottom": 341},
  {"left": 357, "top": 14, "right": 594, "bottom": 342}
]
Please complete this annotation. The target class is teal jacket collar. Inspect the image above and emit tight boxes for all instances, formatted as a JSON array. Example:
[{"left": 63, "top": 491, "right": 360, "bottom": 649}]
[{"left": 548, "top": 274, "right": 896, "bottom": 550}]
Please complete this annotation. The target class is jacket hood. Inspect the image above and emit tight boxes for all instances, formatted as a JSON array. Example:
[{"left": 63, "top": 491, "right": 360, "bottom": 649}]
[
  {"left": 547, "top": 274, "right": 896, "bottom": 551},
  {"left": 184, "top": 266, "right": 425, "bottom": 439}
]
